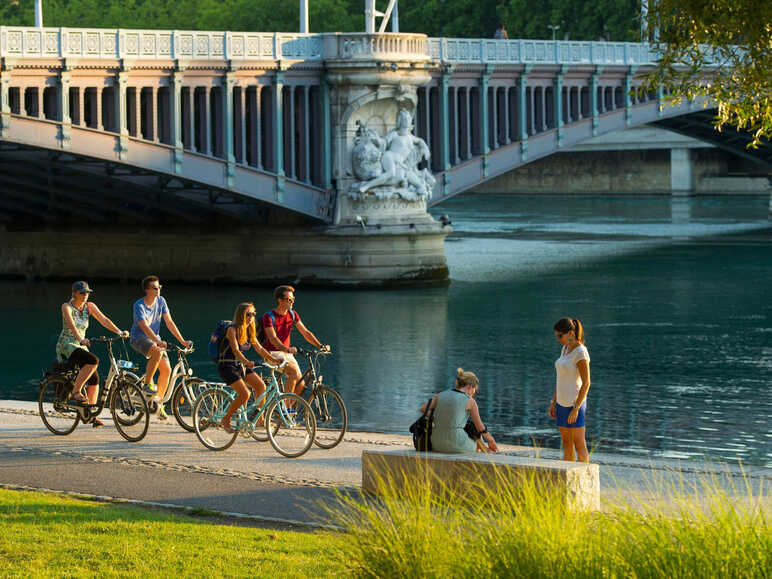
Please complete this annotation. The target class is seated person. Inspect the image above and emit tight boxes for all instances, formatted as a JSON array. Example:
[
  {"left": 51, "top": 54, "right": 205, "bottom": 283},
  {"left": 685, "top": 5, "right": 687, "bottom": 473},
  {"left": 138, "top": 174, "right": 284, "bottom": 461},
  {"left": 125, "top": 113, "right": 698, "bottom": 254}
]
[{"left": 421, "top": 368, "right": 498, "bottom": 453}]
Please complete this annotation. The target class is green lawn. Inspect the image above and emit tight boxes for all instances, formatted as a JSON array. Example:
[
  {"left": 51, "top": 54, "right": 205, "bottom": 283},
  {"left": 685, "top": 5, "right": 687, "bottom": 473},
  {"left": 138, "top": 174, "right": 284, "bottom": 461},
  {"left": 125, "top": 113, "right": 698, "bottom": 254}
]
[{"left": 0, "top": 489, "right": 346, "bottom": 578}]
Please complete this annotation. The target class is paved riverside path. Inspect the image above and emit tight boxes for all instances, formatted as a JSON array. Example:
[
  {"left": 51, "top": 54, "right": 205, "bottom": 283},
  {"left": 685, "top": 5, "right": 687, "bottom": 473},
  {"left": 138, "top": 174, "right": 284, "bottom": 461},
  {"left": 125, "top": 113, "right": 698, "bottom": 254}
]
[{"left": 1, "top": 401, "right": 769, "bottom": 526}]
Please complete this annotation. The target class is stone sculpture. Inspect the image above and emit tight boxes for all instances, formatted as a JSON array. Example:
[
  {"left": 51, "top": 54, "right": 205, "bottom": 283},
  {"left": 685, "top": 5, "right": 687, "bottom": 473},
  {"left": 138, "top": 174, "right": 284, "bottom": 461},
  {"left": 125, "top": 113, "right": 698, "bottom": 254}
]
[{"left": 350, "top": 109, "right": 436, "bottom": 201}]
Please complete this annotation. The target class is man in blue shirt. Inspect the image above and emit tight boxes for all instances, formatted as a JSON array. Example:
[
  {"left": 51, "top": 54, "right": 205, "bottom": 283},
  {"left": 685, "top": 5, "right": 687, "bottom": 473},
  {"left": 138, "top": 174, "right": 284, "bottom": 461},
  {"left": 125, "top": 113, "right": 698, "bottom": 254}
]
[{"left": 129, "top": 275, "right": 192, "bottom": 420}]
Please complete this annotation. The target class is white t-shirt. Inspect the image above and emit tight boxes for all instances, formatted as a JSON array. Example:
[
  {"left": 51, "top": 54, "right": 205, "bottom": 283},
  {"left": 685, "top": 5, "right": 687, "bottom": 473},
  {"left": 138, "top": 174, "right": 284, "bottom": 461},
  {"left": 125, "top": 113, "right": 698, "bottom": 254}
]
[{"left": 554, "top": 344, "right": 590, "bottom": 407}]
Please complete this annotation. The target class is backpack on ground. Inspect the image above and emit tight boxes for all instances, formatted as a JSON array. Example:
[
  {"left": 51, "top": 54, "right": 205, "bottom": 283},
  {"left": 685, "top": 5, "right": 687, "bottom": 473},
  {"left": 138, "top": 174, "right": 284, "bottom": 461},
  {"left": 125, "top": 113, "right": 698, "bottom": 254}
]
[
  {"left": 256, "top": 310, "right": 297, "bottom": 346},
  {"left": 208, "top": 320, "right": 233, "bottom": 362}
]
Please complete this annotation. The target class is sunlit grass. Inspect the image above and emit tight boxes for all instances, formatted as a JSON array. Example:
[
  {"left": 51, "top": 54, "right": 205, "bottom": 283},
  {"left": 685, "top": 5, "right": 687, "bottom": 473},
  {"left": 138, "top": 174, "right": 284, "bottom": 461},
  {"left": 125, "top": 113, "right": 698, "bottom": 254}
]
[
  {"left": 326, "top": 464, "right": 771, "bottom": 578},
  {"left": 0, "top": 489, "right": 346, "bottom": 578}
]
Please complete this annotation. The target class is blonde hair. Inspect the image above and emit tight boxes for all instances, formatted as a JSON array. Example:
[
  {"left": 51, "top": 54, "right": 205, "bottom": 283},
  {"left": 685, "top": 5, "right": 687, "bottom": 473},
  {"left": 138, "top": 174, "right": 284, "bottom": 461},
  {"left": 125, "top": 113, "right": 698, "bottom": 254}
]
[
  {"left": 454, "top": 367, "right": 479, "bottom": 389},
  {"left": 232, "top": 302, "right": 257, "bottom": 345}
]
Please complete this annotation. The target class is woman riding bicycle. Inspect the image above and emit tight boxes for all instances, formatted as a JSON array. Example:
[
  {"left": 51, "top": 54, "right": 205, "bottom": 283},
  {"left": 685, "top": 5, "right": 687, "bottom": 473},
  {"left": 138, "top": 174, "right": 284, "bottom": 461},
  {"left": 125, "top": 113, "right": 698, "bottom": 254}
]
[
  {"left": 55, "top": 281, "right": 128, "bottom": 425},
  {"left": 218, "top": 303, "right": 281, "bottom": 434}
]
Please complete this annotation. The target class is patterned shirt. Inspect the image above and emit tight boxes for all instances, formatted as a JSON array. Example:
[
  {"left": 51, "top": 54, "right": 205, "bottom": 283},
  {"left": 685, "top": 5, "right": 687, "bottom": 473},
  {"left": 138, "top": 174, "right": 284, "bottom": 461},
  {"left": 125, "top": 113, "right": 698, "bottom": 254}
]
[{"left": 56, "top": 301, "right": 89, "bottom": 361}]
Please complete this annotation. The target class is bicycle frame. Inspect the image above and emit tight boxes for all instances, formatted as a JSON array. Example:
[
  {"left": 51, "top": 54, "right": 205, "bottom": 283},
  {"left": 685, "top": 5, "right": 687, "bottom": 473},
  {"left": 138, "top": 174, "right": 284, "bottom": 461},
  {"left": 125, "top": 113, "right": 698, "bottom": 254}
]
[
  {"left": 164, "top": 345, "right": 197, "bottom": 405},
  {"left": 232, "top": 364, "right": 298, "bottom": 434}
]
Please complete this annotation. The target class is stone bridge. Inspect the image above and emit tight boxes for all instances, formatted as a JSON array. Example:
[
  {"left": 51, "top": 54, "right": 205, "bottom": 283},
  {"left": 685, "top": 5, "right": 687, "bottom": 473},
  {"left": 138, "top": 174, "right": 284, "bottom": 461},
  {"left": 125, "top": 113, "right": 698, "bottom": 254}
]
[{"left": 0, "top": 26, "right": 755, "bottom": 285}]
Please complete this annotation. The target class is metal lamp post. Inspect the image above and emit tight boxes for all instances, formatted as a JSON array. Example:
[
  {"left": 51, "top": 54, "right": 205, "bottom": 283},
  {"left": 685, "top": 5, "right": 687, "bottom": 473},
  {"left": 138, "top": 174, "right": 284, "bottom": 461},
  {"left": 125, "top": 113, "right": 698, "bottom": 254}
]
[
  {"left": 35, "top": 0, "right": 43, "bottom": 27},
  {"left": 300, "top": 0, "right": 309, "bottom": 33},
  {"left": 548, "top": 24, "right": 560, "bottom": 41}
]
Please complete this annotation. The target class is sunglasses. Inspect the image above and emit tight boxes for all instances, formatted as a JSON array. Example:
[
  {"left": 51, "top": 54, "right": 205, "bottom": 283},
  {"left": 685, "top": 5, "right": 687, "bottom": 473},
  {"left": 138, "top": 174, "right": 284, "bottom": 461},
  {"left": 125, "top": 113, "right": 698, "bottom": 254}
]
[{"left": 246, "top": 312, "right": 257, "bottom": 317}]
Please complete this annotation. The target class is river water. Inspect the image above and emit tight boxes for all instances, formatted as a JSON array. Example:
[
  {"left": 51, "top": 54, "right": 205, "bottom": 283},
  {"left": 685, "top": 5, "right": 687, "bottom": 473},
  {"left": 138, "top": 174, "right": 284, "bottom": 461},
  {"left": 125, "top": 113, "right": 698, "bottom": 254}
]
[{"left": 2, "top": 194, "right": 771, "bottom": 467}]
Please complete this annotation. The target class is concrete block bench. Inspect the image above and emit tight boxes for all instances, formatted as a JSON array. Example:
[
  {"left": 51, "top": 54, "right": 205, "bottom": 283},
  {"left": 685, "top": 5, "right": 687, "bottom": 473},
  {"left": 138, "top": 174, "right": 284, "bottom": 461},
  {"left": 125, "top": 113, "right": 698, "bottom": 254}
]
[{"left": 361, "top": 449, "right": 600, "bottom": 511}]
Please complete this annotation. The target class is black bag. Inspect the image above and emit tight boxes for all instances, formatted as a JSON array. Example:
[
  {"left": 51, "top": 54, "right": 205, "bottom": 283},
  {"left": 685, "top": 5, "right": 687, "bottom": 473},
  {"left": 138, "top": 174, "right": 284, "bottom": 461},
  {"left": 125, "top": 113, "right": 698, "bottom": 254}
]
[
  {"left": 409, "top": 397, "right": 435, "bottom": 451},
  {"left": 463, "top": 419, "right": 481, "bottom": 441}
]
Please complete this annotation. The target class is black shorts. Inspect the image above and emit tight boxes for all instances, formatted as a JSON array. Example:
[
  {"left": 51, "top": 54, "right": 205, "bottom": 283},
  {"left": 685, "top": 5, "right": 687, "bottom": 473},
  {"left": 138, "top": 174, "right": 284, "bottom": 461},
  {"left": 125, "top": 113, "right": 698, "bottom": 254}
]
[
  {"left": 66, "top": 348, "right": 100, "bottom": 386},
  {"left": 216, "top": 361, "right": 254, "bottom": 385}
]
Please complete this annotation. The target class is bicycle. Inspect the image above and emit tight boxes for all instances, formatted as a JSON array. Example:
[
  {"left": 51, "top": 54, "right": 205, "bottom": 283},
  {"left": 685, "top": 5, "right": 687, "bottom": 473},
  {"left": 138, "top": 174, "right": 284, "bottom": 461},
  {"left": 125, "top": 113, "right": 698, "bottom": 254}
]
[
  {"left": 38, "top": 336, "right": 150, "bottom": 442},
  {"left": 146, "top": 343, "right": 208, "bottom": 432},
  {"left": 264, "top": 347, "right": 347, "bottom": 449},
  {"left": 192, "top": 360, "right": 316, "bottom": 458}
]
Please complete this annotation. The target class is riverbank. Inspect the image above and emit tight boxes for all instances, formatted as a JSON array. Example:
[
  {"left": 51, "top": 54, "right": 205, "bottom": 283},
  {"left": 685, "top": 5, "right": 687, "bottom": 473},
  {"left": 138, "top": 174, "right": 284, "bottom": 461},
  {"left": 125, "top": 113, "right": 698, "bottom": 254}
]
[{"left": 1, "top": 401, "right": 768, "bottom": 528}]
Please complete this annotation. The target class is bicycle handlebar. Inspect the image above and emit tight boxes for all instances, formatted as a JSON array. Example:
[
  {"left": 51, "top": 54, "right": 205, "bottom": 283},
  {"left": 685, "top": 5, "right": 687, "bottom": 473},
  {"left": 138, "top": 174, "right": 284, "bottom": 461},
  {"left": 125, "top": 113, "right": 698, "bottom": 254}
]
[
  {"left": 261, "top": 359, "right": 289, "bottom": 371},
  {"left": 294, "top": 347, "right": 331, "bottom": 356},
  {"left": 167, "top": 343, "right": 195, "bottom": 355},
  {"left": 90, "top": 335, "right": 125, "bottom": 343}
]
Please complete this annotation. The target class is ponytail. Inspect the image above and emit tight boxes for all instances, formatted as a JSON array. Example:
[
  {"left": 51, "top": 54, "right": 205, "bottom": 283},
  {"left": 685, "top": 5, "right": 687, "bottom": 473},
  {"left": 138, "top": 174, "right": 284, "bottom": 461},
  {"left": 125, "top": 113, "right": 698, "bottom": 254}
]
[
  {"left": 455, "top": 367, "right": 480, "bottom": 389},
  {"left": 554, "top": 317, "right": 585, "bottom": 344}
]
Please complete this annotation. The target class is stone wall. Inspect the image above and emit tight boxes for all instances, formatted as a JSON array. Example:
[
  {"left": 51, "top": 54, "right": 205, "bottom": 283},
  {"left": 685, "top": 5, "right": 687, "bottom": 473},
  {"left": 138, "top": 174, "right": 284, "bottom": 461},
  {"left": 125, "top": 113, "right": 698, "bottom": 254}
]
[
  {"left": 475, "top": 149, "right": 767, "bottom": 194},
  {"left": 0, "top": 226, "right": 449, "bottom": 287}
]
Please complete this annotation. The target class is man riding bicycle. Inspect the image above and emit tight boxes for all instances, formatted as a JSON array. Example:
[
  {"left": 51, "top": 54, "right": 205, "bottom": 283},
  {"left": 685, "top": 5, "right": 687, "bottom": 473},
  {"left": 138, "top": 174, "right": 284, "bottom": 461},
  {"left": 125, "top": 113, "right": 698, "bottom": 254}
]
[
  {"left": 260, "top": 285, "right": 330, "bottom": 396},
  {"left": 129, "top": 275, "right": 192, "bottom": 420}
]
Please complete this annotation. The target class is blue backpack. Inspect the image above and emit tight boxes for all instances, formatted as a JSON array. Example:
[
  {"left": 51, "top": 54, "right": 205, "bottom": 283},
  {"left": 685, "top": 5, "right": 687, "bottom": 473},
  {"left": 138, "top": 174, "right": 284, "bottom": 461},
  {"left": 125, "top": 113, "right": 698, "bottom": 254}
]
[{"left": 208, "top": 320, "right": 233, "bottom": 362}]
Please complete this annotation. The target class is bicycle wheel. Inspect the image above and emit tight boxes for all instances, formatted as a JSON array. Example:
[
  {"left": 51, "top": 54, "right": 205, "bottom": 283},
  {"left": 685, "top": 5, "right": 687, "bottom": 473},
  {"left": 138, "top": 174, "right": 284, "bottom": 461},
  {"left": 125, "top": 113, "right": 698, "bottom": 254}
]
[
  {"left": 171, "top": 378, "right": 208, "bottom": 433},
  {"left": 193, "top": 388, "right": 239, "bottom": 451},
  {"left": 307, "top": 387, "right": 347, "bottom": 449},
  {"left": 110, "top": 377, "right": 150, "bottom": 442},
  {"left": 38, "top": 377, "right": 80, "bottom": 435},
  {"left": 265, "top": 393, "right": 316, "bottom": 458}
]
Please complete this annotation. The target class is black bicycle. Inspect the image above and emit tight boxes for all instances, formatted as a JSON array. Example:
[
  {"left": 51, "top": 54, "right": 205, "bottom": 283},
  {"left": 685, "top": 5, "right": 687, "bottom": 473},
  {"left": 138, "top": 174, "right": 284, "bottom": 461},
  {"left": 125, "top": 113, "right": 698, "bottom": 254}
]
[
  {"left": 38, "top": 336, "right": 150, "bottom": 442},
  {"left": 259, "top": 347, "right": 347, "bottom": 449}
]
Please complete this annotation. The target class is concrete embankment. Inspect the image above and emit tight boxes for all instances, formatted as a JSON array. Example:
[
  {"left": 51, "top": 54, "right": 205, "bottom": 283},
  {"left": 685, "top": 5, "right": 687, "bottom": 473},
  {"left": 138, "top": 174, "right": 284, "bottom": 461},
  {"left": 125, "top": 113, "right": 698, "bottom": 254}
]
[{"left": 1, "top": 401, "right": 768, "bottom": 526}]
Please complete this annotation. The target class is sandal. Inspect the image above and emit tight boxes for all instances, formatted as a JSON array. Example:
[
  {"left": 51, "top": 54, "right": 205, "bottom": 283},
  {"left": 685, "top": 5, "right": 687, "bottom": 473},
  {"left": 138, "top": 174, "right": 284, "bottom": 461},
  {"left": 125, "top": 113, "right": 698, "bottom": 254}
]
[
  {"left": 70, "top": 392, "right": 87, "bottom": 404},
  {"left": 221, "top": 421, "right": 236, "bottom": 434}
]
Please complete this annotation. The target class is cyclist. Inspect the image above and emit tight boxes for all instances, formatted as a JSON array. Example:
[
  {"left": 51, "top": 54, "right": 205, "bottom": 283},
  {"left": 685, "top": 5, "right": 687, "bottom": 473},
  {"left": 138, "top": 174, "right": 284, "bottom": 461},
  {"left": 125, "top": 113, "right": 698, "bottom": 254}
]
[
  {"left": 55, "top": 281, "right": 129, "bottom": 426},
  {"left": 129, "top": 275, "right": 192, "bottom": 420},
  {"left": 260, "top": 285, "right": 330, "bottom": 396},
  {"left": 218, "top": 302, "right": 281, "bottom": 433}
]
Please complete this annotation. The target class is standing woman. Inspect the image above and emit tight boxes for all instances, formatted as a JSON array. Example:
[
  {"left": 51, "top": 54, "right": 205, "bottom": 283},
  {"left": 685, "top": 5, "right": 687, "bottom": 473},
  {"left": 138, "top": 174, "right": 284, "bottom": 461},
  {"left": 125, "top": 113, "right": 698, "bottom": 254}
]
[
  {"left": 218, "top": 303, "right": 281, "bottom": 433},
  {"left": 549, "top": 317, "right": 591, "bottom": 462},
  {"left": 55, "top": 281, "right": 128, "bottom": 422}
]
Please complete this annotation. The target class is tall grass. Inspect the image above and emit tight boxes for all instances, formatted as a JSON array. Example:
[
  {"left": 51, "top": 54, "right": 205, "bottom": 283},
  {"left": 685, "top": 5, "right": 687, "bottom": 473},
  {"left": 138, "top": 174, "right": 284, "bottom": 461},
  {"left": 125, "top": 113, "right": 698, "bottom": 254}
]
[{"left": 325, "top": 465, "right": 770, "bottom": 578}]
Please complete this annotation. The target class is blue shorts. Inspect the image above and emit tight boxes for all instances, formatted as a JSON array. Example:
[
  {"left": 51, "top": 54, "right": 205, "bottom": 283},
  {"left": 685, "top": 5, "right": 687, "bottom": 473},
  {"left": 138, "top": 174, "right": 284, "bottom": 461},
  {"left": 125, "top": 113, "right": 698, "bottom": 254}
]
[{"left": 555, "top": 403, "right": 586, "bottom": 428}]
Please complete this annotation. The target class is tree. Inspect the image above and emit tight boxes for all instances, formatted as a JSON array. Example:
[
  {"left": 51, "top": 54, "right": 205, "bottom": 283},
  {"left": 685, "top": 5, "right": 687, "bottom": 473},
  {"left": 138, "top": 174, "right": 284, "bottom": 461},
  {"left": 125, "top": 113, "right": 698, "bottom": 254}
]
[{"left": 645, "top": 0, "right": 772, "bottom": 146}]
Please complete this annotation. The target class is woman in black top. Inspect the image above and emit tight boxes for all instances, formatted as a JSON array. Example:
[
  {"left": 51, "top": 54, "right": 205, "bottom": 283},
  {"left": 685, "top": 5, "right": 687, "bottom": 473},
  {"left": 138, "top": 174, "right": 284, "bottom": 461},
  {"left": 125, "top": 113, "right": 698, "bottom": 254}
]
[{"left": 218, "top": 302, "right": 280, "bottom": 433}]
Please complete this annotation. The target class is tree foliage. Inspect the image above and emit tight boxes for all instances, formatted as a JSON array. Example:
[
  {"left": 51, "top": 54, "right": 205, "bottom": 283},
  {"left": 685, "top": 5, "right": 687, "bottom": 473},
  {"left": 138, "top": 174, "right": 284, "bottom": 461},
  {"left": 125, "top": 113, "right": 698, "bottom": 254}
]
[
  {"left": 645, "top": 0, "right": 772, "bottom": 146},
  {"left": 0, "top": 0, "right": 641, "bottom": 41}
]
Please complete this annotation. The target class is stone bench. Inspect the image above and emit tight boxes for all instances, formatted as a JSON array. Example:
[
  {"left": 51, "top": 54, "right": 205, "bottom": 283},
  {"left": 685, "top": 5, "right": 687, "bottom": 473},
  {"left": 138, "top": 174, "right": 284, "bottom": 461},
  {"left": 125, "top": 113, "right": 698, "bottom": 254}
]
[{"left": 361, "top": 449, "right": 600, "bottom": 511}]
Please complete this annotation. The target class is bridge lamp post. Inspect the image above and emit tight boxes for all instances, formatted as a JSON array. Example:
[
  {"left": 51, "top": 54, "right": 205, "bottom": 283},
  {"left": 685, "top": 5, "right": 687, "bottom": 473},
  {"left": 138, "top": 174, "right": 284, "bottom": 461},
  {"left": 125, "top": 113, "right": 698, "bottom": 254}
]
[
  {"left": 300, "top": 0, "right": 309, "bottom": 33},
  {"left": 548, "top": 24, "right": 560, "bottom": 41},
  {"left": 35, "top": 0, "right": 43, "bottom": 27}
]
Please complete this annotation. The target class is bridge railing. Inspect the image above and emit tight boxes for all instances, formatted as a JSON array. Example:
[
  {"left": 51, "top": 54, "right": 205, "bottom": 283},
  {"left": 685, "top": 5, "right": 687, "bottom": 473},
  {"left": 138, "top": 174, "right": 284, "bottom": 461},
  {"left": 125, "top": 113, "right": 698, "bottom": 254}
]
[
  {"left": 427, "top": 38, "right": 659, "bottom": 66},
  {"left": 0, "top": 26, "right": 323, "bottom": 61}
]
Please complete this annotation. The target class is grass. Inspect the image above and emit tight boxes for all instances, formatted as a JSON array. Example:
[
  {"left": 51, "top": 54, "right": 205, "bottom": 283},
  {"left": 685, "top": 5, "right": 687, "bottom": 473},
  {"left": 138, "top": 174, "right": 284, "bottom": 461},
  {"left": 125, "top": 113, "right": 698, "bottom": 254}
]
[
  {"left": 0, "top": 489, "right": 346, "bottom": 578},
  {"left": 325, "top": 464, "right": 772, "bottom": 578}
]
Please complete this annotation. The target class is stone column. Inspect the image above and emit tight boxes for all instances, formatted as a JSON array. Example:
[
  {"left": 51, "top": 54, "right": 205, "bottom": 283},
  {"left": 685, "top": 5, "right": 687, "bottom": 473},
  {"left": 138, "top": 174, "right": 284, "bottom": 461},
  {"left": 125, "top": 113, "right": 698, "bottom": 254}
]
[
  {"left": 116, "top": 70, "right": 129, "bottom": 159},
  {"left": 554, "top": 67, "right": 566, "bottom": 147},
  {"left": 171, "top": 70, "right": 184, "bottom": 173},
  {"left": 0, "top": 68, "right": 10, "bottom": 138},
  {"left": 273, "top": 70, "right": 285, "bottom": 195},
  {"left": 58, "top": 69, "right": 71, "bottom": 148},
  {"left": 480, "top": 65, "right": 492, "bottom": 157},
  {"left": 625, "top": 68, "right": 636, "bottom": 126},
  {"left": 439, "top": 67, "right": 452, "bottom": 171},
  {"left": 491, "top": 85, "right": 499, "bottom": 149},
  {"left": 289, "top": 85, "right": 296, "bottom": 179},
  {"left": 95, "top": 87, "right": 103, "bottom": 131},
  {"left": 303, "top": 85, "right": 311, "bottom": 183},
  {"left": 150, "top": 86, "right": 157, "bottom": 140},
  {"left": 224, "top": 72, "right": 236, "bottom": 186},
  {"left": 321, "top": 77, "right": 331, "bottom": 189},
  {"left": 671, "top": 148, "right": 694, "bottom": 194},
  {"left": 133, "top": 86, "right": 141, "bottom": 137},
  {"left": 503, "top": 86, "right": 510, "bottom": 145},
  {"left": 590, "top": 68, "right": 601, "bottom": 136},
  {"left": 240, "top": 86, "right": 248, "bottom": 164},
  {"left": 465, "top": 87, "right": 472, "bottom": 159},
  {"left": 203, "top": 86, "right": 211, "bottom": 155},
  {"left": 36, "top": 86, "right": 44, "bottom": 119},
  {"left": 254, "top": 86, "right": 262, "bottom": 168}
]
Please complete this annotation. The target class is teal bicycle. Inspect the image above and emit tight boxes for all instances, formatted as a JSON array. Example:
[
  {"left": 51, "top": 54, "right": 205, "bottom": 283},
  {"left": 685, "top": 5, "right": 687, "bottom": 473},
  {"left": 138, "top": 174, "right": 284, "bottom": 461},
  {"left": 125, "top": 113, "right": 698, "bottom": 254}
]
[{"left": 192, "top": 361, "right": 316, "bottom": 458}]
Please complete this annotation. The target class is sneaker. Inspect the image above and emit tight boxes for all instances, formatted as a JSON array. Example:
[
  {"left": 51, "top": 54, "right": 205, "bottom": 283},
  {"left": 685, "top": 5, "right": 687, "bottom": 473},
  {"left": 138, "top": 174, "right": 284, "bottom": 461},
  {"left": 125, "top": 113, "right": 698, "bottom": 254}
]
[
  {"left": 142, "top": 383, "right": 158, "bottom": 396},
  {"left": 92, "top": 418, "right": 104, "bottom": 428},
  {"left": 157, "top": 405, "right": 168, "bottom": 421}
]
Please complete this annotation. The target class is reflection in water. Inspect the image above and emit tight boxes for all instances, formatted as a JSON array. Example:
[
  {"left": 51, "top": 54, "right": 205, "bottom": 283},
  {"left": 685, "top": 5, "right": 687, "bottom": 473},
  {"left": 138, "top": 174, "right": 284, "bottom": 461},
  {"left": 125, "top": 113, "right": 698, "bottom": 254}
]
[
  {"left": 670, "top": 195, "right": 692, "bottom": 225},
  {"left": 2, "top": 195, "right": 771, "bottom": 466}
]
